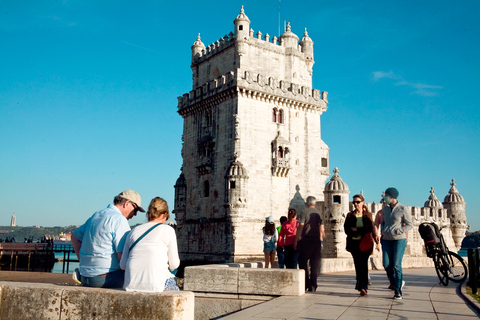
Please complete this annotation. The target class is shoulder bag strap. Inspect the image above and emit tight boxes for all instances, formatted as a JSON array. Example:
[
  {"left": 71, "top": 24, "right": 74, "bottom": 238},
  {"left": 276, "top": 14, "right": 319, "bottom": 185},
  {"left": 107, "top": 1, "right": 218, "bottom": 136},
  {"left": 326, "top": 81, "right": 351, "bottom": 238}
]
[{"left": 129, "top": 223, "right": 161, "bottom": 252}]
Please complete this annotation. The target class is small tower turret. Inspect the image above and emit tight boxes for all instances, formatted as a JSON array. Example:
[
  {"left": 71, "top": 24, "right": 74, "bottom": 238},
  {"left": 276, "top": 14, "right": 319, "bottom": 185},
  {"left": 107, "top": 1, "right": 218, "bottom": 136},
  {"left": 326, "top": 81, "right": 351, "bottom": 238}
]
[
  {"left": 191, "top": 33, "right": 205, "bottom": 61},
  {"left": 234, "top": 6, "right": 250, "bottom": 41},
  {"left": 443, "top": 179, "right": 468, "bottom": 250},
  {"left": 323, "top": 167, "right": 350, "bottom": 258},
  {"left": 300, "top": 28, "right": 314, "bottom": 74},
  {"left": 279, "top": 22, "right": 299, "bottom": 48}
]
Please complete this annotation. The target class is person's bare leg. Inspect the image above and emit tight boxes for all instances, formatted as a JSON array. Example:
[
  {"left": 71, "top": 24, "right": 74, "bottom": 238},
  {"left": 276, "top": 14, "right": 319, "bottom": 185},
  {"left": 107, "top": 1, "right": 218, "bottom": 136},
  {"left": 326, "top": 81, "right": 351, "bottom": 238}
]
[{"left": 264, "top": 252, "right": 270, "bottom": 268}]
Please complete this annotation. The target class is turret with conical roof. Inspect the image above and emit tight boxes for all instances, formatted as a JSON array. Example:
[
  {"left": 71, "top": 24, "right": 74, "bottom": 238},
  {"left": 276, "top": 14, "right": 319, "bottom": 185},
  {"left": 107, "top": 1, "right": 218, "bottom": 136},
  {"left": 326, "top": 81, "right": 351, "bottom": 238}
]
[
  {"left": 443, "top": 179, "right": 468, "bottom": 250},
  {"left": 234, "top": 6, "right": 250, "bottom": 41},
  {"left": 191, "top": 33, "right": 205, "bottom": 61},
  {"left": 323, "top": 167, "right": 350, "bottom": 258},
  {"left": 300, "top": 28, "right": 314, "bottom": 74},
  {"left": 424, "top": 187, "right": 443, "bottom": 208},
  {"left": 279, "top": 22, "right": 299, "bottom": 48}
]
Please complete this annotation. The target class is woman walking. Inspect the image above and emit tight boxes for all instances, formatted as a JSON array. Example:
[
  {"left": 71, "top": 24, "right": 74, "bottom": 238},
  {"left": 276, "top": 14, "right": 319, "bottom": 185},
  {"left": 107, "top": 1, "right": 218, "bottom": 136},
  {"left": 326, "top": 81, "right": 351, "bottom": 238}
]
[{"left": 344, "top": 194, "right": 377, "bottom": 296}]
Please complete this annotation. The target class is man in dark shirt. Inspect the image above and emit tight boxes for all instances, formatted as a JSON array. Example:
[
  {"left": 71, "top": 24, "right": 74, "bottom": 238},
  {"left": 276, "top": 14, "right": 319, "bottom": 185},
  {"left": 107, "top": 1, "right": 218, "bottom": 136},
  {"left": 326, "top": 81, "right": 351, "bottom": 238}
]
[{"left": 295, "top": 196, "right": 325, "bottom": 292}]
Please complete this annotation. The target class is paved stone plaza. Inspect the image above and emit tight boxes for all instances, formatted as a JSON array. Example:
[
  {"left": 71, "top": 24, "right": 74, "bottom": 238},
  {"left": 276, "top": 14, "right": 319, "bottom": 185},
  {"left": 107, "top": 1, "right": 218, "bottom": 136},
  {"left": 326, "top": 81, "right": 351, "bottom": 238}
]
[{"left": 220, "top": 268, "right": 480, "bottom": 320}]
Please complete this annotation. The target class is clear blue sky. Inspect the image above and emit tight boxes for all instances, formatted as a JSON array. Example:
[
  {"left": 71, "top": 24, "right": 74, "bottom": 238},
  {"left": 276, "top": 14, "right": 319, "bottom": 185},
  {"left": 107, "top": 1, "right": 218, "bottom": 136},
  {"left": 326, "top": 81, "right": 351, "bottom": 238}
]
[{"left": 1, "top": 1, "right": 479, "bottom": 231}]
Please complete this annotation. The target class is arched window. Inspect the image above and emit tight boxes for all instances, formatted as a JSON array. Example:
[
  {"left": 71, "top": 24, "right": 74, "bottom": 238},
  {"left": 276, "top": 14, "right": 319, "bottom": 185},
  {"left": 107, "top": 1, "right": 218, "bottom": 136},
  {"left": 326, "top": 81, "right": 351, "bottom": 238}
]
[
  {"left": 272, "top": 108, "right": 277, "bottom": 122},
  {"left": 278, "top": 147, "right": 284, "bottom": 158},
  {"left": 278, "top": 109, "right": 284, "bottom": 124},
  {"left": 203, "top": 181, "right": 210, "bottom": 198}
]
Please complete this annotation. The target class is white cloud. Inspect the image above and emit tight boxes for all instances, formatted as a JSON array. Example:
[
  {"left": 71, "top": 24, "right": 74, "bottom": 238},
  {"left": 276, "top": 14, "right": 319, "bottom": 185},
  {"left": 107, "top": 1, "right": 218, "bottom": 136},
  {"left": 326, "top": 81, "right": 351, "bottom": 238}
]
[
  {"left": 372, "top": 71, "right": 395, "bottom": 81},
  {"left": 372, "top": 71, "right": 442, "bottom": 97}
]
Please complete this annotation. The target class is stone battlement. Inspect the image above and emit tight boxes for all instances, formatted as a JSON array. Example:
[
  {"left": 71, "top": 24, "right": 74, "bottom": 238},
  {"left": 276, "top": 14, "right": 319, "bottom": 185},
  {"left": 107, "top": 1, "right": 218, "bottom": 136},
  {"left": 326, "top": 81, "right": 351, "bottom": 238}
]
[{"left": 178, "top": 70, "right": 328, "bottom": 115}]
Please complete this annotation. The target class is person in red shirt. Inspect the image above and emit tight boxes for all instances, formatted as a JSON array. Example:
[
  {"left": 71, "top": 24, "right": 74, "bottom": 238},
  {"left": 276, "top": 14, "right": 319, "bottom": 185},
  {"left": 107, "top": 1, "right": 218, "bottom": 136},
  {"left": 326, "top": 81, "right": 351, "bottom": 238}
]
[{"left": 278, "top": 209, "right": 299, "bottom": 269}]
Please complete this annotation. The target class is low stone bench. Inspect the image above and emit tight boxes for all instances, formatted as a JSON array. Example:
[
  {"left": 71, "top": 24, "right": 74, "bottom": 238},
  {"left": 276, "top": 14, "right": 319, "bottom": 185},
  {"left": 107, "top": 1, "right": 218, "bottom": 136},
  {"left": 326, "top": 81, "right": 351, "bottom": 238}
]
[
  {"left": 184, "top": 264, "right": 304, "bottom": 319},
  {"left": 185, "top": 263, "right": 305, "bottom": 296},
  {"left": 0, "top": 281, "right": 194, "bottom": 320}
]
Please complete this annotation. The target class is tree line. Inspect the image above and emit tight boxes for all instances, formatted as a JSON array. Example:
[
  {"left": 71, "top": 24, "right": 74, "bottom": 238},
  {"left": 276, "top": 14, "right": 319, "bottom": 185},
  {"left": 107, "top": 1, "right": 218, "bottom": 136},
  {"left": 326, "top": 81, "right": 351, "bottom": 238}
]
[{"left": 0, "top": 226, "right": 78, "bottom": 242}]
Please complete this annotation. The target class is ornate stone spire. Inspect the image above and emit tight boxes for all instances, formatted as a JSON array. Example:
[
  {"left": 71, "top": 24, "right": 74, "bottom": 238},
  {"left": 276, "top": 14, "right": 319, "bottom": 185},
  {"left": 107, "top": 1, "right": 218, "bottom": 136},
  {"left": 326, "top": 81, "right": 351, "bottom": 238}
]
[
  {"left": 424, "top": 187, "right": 443, "bottom": 208},
  {"left": 279, "top": 21, "right": 299, "bottom": 48},
  {"left": 234, "top": 5, "right": 250, "bottom": 23},
  {"left": 325, "top": 167, "right": 349, "bottom": 192},
  {"left": 444, "top": 179, "right": 465, "bottom": 203}
]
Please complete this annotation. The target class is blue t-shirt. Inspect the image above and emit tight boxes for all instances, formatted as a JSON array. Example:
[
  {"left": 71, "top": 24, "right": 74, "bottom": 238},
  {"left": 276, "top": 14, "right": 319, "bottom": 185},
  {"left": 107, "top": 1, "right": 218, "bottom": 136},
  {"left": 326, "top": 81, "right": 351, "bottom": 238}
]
[{"left": 73, "top": 204, "right": 131, "bottom": 277}]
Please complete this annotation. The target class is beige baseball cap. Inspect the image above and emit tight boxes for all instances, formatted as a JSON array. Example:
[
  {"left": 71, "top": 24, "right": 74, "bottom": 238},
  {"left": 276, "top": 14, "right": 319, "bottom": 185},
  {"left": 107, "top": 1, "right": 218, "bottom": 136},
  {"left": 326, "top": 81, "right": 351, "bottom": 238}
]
[{"left": 118, "top": 190, "right": 145, "bottom": 212}]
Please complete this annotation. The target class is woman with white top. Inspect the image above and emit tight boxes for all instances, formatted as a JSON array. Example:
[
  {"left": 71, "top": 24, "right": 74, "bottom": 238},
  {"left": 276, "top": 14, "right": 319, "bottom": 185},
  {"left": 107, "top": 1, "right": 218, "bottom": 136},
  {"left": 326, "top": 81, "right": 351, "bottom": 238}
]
[{"left": 120, "top": 197, "right": 180, "bottom": 292}]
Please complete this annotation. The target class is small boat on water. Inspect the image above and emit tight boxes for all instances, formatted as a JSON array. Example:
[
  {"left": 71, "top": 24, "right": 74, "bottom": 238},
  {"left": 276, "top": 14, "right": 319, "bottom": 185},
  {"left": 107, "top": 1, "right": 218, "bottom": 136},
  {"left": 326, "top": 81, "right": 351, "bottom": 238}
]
[{"left": 0, "top": 242, "right": 55, "bottom": 272}]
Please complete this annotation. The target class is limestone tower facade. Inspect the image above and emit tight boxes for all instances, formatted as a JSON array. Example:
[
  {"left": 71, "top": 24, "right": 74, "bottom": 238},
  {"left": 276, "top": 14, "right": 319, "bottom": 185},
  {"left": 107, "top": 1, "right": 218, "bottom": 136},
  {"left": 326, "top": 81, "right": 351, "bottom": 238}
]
[{"left": 174, "top": 7, "right": 330, "bottom": 263}]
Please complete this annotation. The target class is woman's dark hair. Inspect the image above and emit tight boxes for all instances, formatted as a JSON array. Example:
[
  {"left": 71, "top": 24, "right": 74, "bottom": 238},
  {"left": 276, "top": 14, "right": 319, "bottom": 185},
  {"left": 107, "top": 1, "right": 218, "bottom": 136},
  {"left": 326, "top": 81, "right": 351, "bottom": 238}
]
[
  {"left": 352, "top": 194, "right": 373, "bottom": 221},
  {"left": 264, "top": 221, "right": 276, "bottom": 236},
  {"left": 288, "top": 208, "right": 297, "bottom": 221}
]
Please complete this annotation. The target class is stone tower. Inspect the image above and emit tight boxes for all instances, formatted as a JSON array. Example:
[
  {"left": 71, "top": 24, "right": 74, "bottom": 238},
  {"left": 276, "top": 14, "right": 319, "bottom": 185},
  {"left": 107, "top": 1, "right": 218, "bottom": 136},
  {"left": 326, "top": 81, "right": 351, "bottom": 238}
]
[
  {"left": 174, "top": 7, "right": 330, "bottom": 263},
  {"left": 443, "top": 179, "right": 468, "bottom": 250},
  {"left": 321, "top": 168, "right": 350, "bottom": 258},
  {"left": 10, "top": 213, "right": 16, "bottom": 227}
]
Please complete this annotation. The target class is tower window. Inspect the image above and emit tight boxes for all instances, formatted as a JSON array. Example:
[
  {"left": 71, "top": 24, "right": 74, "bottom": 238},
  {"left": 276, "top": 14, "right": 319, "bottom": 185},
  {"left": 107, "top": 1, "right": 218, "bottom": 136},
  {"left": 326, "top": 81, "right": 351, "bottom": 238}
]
[
  {"left": 333, "top": 195, "right": 341, "bottom": 204},
  {"left": 239, "top": 25, "right": 243, "bottom": 31},
  {"left": 230, "top": 181, "right": 236, "bottom": 189},
  {"left": 203, "top": 181, "right": 210, "bottom": 197},
  {"left": 321, "top": 158, "right": 328, "bottom": 167},
  {"left": 272, "top": 108, "right": 277, "bottom": 122},
  {"left": 278, "top": 109, "right": 284, "bottom": 124},
  {"left": 278, "top": 147, "right": 284, "bottom": 158}
]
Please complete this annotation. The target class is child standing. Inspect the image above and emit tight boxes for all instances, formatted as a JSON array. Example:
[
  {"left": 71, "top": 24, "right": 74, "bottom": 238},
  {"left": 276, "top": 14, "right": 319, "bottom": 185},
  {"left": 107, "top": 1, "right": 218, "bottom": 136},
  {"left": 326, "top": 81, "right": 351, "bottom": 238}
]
[
  {"left": 276, "top": 216, "right": 288, "bottom": 268},
  {"left": 263, "top": 216, "right": 278, "bottom": 268}
]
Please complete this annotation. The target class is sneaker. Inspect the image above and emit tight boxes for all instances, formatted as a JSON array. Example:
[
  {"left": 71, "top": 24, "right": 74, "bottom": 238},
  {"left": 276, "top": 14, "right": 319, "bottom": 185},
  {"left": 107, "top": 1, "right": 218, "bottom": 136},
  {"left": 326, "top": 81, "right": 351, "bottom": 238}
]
[
  {"left": 393, "top": 293, "right": 403, "bottom": 300},
  {"left": 72, "top": 268, "right": 81, "bottom": 284}
]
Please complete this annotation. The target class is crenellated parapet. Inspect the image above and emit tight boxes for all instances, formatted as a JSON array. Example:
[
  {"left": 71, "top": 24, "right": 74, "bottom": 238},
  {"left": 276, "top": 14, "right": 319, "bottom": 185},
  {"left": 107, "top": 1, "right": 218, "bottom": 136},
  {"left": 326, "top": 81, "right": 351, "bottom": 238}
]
[
  {"left": 177, "top": 69, "right": 328, "bottom": 118},
  {"left": 237, "top": 70, "right": 327, "bottom": 113},
  {"left": 192, "top": 33, "right": 236, "bottom": 65}
]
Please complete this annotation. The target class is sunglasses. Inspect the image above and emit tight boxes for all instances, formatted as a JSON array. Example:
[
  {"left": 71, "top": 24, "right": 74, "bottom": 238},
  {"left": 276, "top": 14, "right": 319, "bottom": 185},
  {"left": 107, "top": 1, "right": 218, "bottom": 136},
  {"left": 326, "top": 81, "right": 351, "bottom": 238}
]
[
  {"left": 131, "top": 202, "right": 139, "bottom": 211},
  {"left": 353, "top": 201, "right": 362, "bottom": 204}
]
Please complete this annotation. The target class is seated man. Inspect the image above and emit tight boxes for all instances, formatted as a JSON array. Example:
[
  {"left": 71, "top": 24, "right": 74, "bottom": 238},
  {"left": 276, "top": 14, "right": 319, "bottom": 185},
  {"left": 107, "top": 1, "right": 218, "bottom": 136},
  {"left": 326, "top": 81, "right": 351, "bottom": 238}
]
[{"left": 72, "top": 190, "right": 145, "bottom": 288}]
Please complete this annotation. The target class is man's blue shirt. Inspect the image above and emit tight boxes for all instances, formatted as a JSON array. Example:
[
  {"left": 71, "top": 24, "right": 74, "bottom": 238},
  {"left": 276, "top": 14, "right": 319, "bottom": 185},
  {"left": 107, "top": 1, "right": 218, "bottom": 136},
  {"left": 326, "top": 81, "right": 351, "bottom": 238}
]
[{"left": 73, "top": 204, "right": 131, "bottom": 277}]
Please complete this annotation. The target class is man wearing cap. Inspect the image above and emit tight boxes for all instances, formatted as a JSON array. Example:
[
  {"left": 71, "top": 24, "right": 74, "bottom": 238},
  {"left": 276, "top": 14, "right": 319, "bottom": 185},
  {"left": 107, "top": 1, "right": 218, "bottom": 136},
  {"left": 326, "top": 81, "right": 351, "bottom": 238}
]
[
  {"left": 380, "top": 187, "right": 413, "bottom": 300},
  {"left": 71, "top": 190, "right": 145, "bottom": 288}
]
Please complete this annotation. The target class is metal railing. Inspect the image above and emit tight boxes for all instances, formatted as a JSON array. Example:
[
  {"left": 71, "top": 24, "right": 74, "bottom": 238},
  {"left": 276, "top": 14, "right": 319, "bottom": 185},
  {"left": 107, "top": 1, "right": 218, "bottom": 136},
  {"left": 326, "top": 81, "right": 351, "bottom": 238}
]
[
  {"left": 53, "top": 243, "right": 78, "bottom": 273},
  {"left": 467, "top": 248, "right": 480, "bottom": 294}
]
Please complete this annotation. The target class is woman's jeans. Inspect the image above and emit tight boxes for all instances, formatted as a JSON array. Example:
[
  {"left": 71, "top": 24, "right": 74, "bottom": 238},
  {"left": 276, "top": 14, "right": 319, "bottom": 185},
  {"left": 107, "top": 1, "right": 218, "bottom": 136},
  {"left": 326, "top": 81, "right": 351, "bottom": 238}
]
[
  {"left": 351, "top": 248, "right": 370, "bottom": 291},
  {"left": 80, "top": 269, "right": 125, "bottom": 288},
  {"left": 381, "top": 238, "right": 406, "bottom": 295}
]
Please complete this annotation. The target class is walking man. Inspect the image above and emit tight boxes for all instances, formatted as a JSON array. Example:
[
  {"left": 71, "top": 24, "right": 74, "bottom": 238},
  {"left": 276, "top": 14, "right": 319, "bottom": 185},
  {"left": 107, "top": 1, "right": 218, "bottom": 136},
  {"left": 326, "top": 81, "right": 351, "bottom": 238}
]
[
  {"left": 71, "top": 190, "right": 145, "bottom": 288},
  {"left": 380, "top": 187, "right": 413, "bottom": 300},
  {"left": 295, "top": 196, "right": 325, "bottom": 292}
]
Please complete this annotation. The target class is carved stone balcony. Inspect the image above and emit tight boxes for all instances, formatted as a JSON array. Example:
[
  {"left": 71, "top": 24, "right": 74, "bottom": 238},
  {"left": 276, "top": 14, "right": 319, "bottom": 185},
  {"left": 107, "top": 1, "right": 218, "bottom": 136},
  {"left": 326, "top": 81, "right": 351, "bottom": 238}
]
[
  {"left": 196, "top": 157, "right": 212, "bottom": 175},
  {"left": 272, "top": 158, "right": 290, "bottom": 177}
]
